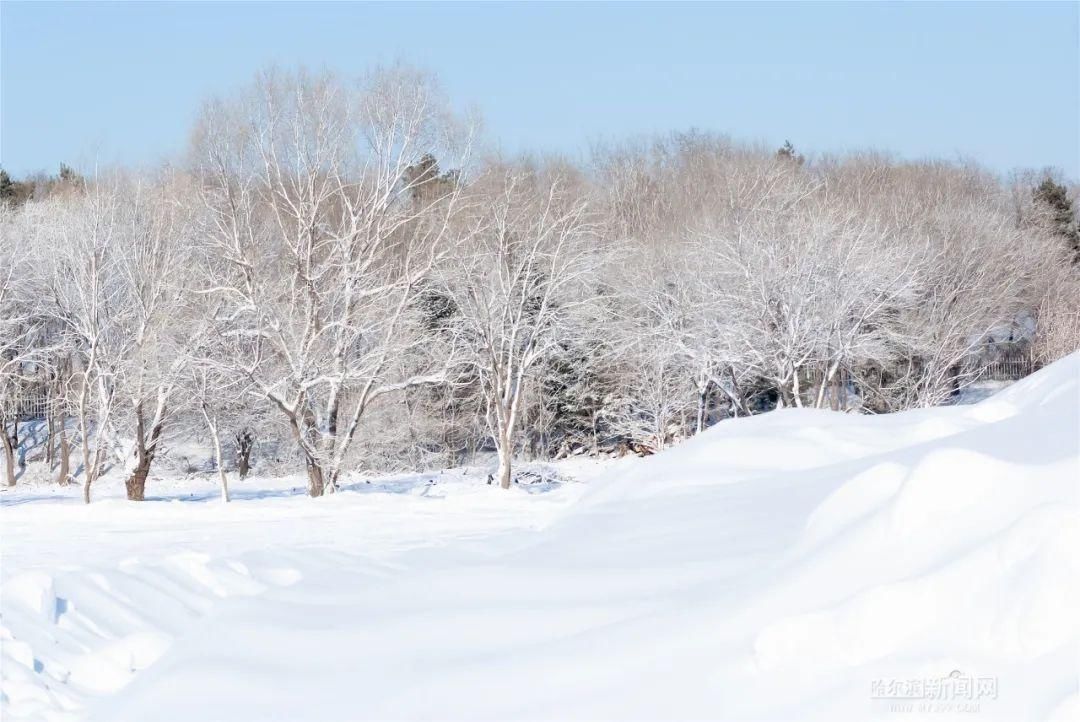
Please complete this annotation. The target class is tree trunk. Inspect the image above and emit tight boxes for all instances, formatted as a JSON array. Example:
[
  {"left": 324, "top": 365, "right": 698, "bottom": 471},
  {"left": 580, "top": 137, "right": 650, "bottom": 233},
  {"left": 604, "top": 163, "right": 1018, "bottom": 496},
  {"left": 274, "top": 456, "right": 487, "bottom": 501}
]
[
  {"left": 727, "top": 367, "right": 750, "bottom": 417},
  {"left": 78, "top": 378, "right": 96, "bottom": 504},
  {"left": 200, "top": 405, "right": 230, "bottom": 503},
  {"left": 306, "top": 458, "right": 325, "bottom": 497},
  {"left": 46, "top": 413, "right": 55, "bottom": 467},
  {"left": 812, "top": 360, "right": 844, "bottom": 410},
  {"left": 320, "top": 442, "right": 340, "bottom": 495},
  {"left": 234, "top": 428, "right": 253, "bottom": 480},
  {"left": 791, "top": 372, "right": 804, "bottom": 408},
  {"left": 126, "top": 455, "right": 151, "bottom": 501},
  {"left": 57, "top": 412, "right": 70, "bottom": 485},
  {"left": 493, "top": 384, "right": 525, "bottom": 490},
  {"left": 210, "top": 424, "right": 229, "bottom": 503},
  {"left": 284, "top": 413, "right": 326, "bottom": 497},
  {"left": 496, "top": 443, "right": 512, "bottom": 490},
  {"left": 696, "top": 387, "right": 707, "bottom": 434},
  {"left": 814, "top": 380, "right": 827, "bottom": 409},
  {"left": 2, "top": 427, "right": 15, "bottom": 487},
  {"left": 124, "top": 406, "right": 164, "bottom": 501}
]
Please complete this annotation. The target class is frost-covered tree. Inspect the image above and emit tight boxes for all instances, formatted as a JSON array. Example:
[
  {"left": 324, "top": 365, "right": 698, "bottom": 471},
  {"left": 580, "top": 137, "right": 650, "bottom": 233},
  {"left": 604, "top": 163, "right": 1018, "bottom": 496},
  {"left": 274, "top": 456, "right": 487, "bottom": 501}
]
[
  {"left": 0, "top": 206, "right": 42, "bottom": 485},
  {"left": 192, "top": 66, "right": 473, "bottom": 496},
  {"left": 442, "top": 165, "right": 597, "bottom": 488},
  {"left": 30, "top": 172, "right": 196, "bottom": 501},
  {"left": 33, "top": 184, "right": 127, "bottom": 502},
  {"left": 4, "top": 76, "right": 1073, "bottom": 494},
  {"left": 1033, "top": 176, "right": 1080, "bottom": 262}
]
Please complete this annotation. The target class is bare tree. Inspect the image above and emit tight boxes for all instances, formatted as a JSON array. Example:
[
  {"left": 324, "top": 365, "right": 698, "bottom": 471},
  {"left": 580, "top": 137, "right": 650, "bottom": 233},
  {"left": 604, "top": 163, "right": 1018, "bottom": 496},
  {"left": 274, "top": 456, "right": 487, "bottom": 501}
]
[
  {"left": 112, "top": 175, "right": 197, "bottom": 500},
  {"left": 6, "top": 90, "right": 1071, "bottom": 497},
  {"left": 192, "top": 66, "right": 472, "bottom": 496},
  {"left": 186, "top": 361, "right": 247, "bottom": 503},
  {"left": 868, "top": 176, "right": 1061, "bottom": 408},
  {"left": 443, "top": 166, "right": 597, "bottom": 488},
  {"left": 0, "top": 205, "right": 42, "bottom": 485},
  {"left": 34, "top": 185, "right": 129, "bottom": 502},
  {"left": 1034, "top": 281, "right": 1080, "bottom": 364},
  {"left": 25, "top": 171, "right": 196, "bottom": 501}
]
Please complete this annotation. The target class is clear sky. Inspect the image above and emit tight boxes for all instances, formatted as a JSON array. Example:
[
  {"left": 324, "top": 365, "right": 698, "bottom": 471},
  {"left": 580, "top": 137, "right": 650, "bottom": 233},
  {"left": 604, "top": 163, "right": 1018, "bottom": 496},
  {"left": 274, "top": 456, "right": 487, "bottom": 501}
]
[{"left": 1, "top": 1, "right": 1077, "bottom": 179}]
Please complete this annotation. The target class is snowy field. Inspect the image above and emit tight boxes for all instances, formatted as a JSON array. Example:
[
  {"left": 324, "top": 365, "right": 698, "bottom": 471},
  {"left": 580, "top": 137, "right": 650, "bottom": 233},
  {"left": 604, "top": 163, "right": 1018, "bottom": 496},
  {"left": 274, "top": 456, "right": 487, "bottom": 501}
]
[{"left": 2, "top": 355, "right": 1077, "bottom": 721}]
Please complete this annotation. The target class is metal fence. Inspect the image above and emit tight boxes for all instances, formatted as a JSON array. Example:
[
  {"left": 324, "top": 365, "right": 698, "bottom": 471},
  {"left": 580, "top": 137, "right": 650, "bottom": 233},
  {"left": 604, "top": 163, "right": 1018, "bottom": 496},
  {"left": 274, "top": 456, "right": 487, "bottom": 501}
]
[
  {"left": 12, "top": 387, "right": 55, "bottom": 421},
  {"left": 977, "top": 350, "right": 1038, "bottom": 381},
  {"left": 802, "top": 348, "right": 1039, "bottom": 395}
]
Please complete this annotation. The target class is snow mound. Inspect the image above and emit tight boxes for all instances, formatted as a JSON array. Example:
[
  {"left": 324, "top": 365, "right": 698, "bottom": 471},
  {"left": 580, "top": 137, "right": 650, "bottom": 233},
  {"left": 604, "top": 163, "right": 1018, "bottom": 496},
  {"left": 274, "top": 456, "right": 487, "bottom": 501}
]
[
  {"left": 2, "top": 353, "right": 1077, "bottom": 721},
  {"left": 0, "top": 554, "right": 299, "bottom": 721}
]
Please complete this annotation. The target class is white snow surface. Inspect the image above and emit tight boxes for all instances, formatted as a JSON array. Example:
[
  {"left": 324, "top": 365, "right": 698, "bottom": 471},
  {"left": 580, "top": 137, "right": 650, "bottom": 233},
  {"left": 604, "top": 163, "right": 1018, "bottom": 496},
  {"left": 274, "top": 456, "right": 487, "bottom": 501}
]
[{"left": 2, "top": 354, "right": 1078, "bottom": 721}]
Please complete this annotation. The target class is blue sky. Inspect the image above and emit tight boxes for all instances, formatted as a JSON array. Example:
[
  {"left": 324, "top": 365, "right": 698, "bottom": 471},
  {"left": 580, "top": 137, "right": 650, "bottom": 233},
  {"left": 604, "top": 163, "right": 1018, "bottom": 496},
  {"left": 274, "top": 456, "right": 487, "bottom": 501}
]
[{"left": 1, "top": 1, "right": 1077, "bottom": 178}]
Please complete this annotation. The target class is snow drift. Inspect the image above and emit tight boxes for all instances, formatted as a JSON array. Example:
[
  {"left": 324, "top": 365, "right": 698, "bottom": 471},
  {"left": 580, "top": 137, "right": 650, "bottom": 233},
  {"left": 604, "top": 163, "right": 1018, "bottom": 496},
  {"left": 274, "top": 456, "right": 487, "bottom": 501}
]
[{"left": 2, "top": 354, "right": 1078, "bottom": 721}]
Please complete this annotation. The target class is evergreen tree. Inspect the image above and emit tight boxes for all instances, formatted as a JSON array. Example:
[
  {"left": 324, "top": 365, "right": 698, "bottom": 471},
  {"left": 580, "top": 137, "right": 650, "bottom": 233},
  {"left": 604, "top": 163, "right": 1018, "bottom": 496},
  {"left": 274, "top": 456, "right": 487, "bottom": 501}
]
[
  {"left": 56, "top": 163, "right": 86, "bottom": 191},
  {"left": 403, "top": 154, "right": 456, "bottom": 206},
  {"left": 0, "top": 168, "right": 15, "bottom": 204},
  {"left": 1034, "top": 177, "right": 1080, "bottom": 263},
  {"left": 0, "top": 168, "right": 33, "bottom": 206},
  {"left": 537, "top": 341, "right": 614, "bottom": 455},
  {"left": 776, "top": 140, "right": 804, "bottom": 165}
]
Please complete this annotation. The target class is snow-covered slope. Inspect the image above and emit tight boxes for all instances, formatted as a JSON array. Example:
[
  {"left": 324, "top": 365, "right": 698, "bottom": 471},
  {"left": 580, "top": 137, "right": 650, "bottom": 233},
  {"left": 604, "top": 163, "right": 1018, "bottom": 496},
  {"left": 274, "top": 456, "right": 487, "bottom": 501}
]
[{"left": 3, "top": 354, "right": 1077, "bottom": 721}]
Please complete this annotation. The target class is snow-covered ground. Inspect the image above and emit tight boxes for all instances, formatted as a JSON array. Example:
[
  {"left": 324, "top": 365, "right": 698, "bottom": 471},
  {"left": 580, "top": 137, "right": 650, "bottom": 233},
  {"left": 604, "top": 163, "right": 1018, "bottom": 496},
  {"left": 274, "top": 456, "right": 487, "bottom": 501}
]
[{"left": 2, "top": 355, "right": 1078, "bottom": 721}]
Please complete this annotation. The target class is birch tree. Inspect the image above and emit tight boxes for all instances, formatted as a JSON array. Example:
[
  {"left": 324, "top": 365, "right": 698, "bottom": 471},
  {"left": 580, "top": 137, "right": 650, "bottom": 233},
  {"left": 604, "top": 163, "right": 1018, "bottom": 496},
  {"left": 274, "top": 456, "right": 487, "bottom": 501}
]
[
  {"left": 444, "top": 167, "right": 597, "bottom": 488},
  {"left": 193, "top": 66, "right": 472, "bottom": 496},
  {"left": 30, "top": 174, "right": 194, "bottom": 501},
  {"left": 0, "top": 205, "right": 42, "bottom": 485},
  {"left": 35, "top": 184, "right": 129, "bottom": 502},
  {"left": 111, "top": 175, "right": 197, "bottom": 500}
]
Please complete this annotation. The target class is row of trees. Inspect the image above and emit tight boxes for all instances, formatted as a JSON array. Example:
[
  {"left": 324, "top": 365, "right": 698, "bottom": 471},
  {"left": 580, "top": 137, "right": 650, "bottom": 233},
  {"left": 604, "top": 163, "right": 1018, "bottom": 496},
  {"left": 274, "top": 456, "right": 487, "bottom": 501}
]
[{"left": 2, "top": 66, "right": 1077, "bottom": 502}]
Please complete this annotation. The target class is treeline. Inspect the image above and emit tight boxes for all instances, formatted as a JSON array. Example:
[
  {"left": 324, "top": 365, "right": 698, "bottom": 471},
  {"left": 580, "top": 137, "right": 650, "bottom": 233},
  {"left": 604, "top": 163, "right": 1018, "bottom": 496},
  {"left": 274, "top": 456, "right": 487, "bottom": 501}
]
[{"left": 1, "top": 66, "right": 1077, "bottom": 501}]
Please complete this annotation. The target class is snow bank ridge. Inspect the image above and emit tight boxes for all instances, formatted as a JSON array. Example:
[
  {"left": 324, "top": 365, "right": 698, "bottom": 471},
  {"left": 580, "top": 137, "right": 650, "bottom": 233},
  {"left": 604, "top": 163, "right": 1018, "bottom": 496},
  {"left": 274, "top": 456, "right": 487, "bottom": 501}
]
[{"left": 1, "top": 555, "right": 302, "bottom": 721}]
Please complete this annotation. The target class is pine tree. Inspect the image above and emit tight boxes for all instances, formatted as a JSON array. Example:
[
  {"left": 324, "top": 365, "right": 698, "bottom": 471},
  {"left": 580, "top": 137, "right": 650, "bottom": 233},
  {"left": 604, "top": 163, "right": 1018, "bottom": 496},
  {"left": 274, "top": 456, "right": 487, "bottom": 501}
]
[
  {"left": 1033, "top": 177, "right": 1080, "bottom": 263},
  {"left": 403, "top": 154, "right": 456, "bottom": 206},
  {"left": 776, "top": 140, "right": 804, "bottom": 165},
  {"left": 0, "top": 168, "right": 15, "bottom": 204}
]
